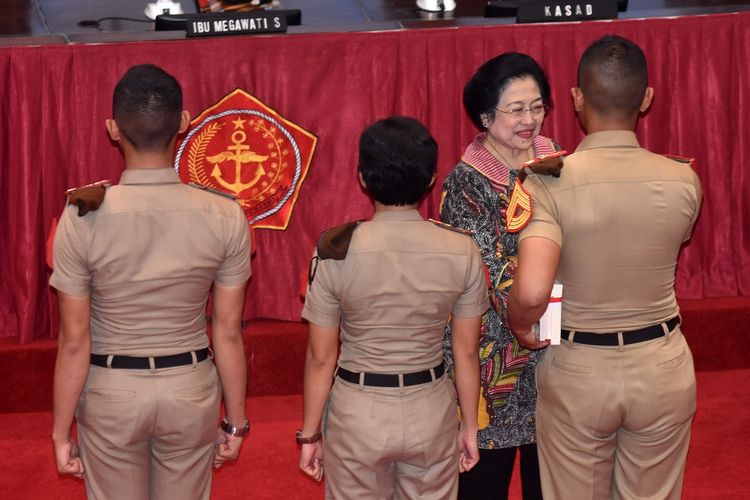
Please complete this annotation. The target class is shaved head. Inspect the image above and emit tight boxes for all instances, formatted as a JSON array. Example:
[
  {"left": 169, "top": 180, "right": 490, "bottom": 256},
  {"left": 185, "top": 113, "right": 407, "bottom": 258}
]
[
  {"left": 577, "top": 35, "right": 648, "bottom": 119},
  {"left": 112, "top": 64, "right": 183, "bottom": 152}
]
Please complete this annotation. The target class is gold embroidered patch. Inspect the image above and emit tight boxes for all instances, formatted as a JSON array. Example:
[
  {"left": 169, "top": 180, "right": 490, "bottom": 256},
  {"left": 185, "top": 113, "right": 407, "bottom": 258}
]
[{"left": 506, "top": 179, "right": 533, "bottom": 233}]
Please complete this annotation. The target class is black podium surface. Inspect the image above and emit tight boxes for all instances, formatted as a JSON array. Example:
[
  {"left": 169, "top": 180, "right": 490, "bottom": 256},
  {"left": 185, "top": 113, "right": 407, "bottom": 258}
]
[{"left": 3, "top": 0, "right": 750, "bottom": 43}]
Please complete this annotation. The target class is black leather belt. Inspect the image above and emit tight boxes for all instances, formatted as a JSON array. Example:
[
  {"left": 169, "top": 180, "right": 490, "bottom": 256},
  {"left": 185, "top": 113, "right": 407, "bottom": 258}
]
[
  {"left": 561, "top": 316, "right": 680, "bottom": 346},
  {"left": 336, "top": 363, "right": 445, "bottom": 387},
  {"left": 90, "top": 348, "right": 210, "bottom": 369}
]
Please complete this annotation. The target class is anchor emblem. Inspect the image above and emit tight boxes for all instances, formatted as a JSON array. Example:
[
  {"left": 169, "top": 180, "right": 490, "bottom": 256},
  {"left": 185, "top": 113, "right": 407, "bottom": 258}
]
[
  {"left": 176, "top": 89, "right": 318, "bottom": 230},
  {"left": 207, "top": 129, "right": 269, "bottom": 194}
]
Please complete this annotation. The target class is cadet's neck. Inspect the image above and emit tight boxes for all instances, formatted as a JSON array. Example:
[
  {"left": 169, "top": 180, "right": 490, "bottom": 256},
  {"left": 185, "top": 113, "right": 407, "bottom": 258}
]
[
  {"left": 373, "top": 202, "right": 419, "bottom": 213},
  {"left": 580, "top": 109, "right": 639, "bottom": 134},
  {"left": 120, "top": 137, "right": 178, "bottom": 170}
]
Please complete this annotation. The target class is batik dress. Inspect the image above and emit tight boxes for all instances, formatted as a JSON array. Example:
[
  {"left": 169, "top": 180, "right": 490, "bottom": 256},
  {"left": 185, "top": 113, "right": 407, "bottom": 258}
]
[{"left": 441, "top": 132, "right": 557, "bottom": 449}]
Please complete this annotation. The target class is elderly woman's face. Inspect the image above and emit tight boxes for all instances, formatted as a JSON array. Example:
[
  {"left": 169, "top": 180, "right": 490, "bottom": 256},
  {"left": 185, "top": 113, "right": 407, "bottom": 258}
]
[{"left": 487, "top": 76, "right": 545, "bottom": 152}]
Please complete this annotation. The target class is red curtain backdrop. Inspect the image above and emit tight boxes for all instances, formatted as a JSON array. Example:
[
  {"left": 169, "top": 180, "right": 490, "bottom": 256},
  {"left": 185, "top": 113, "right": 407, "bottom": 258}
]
[{"left": 1, "top": 13, "right": 749, "bottom": 343}]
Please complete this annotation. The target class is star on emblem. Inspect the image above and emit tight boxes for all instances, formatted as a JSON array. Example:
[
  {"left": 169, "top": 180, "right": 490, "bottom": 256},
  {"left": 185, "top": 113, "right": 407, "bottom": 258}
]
[{"left": 232, "top": 117, "right": 247, "bottom": 130}]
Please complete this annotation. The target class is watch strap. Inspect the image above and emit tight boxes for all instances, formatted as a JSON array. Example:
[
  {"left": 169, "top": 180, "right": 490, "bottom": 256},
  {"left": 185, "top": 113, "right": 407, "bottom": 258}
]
[
  {"left": 295, "top": 429, "right": 322, "bottom": 445},
  {"left": 221, "top": 417, "right": 250, "bottom": 437}
]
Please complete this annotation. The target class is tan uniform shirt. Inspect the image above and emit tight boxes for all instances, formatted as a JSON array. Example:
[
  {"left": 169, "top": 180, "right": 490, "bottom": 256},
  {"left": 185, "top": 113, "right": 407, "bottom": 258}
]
[
  {"left": 302, "top": 209, "right": 489, "bottom": 373},
  {"left": 520, "top": 131, "right": 702, "bottom": 332},
  {"left": 50, "top": 168, "right": 251, "bottom": 356}
]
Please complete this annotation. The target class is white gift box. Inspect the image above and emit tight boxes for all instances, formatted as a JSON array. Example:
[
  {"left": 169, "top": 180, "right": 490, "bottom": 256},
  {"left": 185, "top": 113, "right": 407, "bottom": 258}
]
[{"left": 538, "top": 283, "right": 563, "bottom": 345}]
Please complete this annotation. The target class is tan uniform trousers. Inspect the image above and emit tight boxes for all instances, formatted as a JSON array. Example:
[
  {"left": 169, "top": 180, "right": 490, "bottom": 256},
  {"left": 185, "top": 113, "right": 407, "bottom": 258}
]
[
  {"left": 323, "top": 374, "right": 459, "bottom": 500},
  {"left": 77, "top": 358, "right": 221, "bottom": 500},
  {"left": 536, "top": 327, "right": 696, "bottom": 500}
]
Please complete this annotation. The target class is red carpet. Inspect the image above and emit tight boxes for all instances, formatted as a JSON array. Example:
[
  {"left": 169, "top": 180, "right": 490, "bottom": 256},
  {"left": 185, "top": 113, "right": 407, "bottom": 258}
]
[
  {"left": 0, "top": 370, "right": 748, "bottom": 499},
  {"left": 1, "top": 299, "right": 749, "bottom": 498}
]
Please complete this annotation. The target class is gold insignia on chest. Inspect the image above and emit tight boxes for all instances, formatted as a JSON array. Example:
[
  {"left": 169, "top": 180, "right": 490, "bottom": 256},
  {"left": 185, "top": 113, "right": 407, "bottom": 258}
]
[{"left": 505, "top": 179, "right": 533, "bottom": 233}]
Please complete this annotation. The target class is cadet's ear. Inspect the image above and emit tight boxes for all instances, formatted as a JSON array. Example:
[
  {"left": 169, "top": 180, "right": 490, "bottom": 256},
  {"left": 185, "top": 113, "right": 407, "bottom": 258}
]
[
  {"left": 105, "top": 118, "right": 120, "bottom": 142},
  {"left": 427, "top": 174, "right": 436, "bottom": 189},
  {"left": 640, "top": 87, "right": 654, "bottom": 113},
  {"left": 358, "top": 171, "right": 367, "bottom": 190},
  {"left": 179, "top": 110, "right": 191, "bottom": 134},
  {"left": 571, "top": 87, "right": 585, "bottom": 113}
]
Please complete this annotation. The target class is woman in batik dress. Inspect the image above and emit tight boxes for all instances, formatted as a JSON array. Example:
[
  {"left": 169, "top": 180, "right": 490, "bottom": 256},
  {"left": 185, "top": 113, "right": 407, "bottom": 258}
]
[{"left": 442, "top": 52, "right": 562, "bottom": 500}]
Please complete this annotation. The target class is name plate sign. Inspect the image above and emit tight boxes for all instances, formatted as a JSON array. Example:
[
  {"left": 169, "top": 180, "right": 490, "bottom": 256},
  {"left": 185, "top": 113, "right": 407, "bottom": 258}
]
[
  {"left": 185, "top": 11, "right": 287, "bottom": 37},
  {"left": 517, "top": 1, "right": 618, "bottom": 23}
]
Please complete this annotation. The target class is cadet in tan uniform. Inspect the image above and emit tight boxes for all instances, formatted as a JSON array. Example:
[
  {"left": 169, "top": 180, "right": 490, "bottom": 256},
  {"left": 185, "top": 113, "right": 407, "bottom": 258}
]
[
  {"left": 507, "top": 36, "right": 702, "bottom": 499},
  {"left": 298, "top": 117, "right": 489, "bottom": 499},
  {"left": 50, "top": 65, "right": 251, "bottom": 500}
]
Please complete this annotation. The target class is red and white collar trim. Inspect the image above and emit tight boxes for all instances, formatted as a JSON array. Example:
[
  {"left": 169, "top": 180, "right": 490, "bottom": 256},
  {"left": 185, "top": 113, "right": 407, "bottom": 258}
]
[{"left": 461, "top": 133, "right": 556, "bottom": 190}]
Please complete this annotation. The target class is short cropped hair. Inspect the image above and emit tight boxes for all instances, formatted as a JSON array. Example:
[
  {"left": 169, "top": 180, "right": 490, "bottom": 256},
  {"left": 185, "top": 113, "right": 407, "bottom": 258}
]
[
  {"left": 112, "top": 64, "right": 183, "bottom": 151},
  {"left": 358, "top": 117, "right": 438, "bottom": 206},
  {"left": 577, "top": 35, "right": 648, "bottom": 117},
  {"left": 463, "top": 52, "right": 551, "bottom": 130}
]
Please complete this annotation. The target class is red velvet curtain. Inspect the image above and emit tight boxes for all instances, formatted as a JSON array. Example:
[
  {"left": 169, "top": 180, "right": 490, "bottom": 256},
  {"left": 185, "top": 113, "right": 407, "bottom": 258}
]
[{"left": 2, "top": 13, "right": 749, "bottom": 343}]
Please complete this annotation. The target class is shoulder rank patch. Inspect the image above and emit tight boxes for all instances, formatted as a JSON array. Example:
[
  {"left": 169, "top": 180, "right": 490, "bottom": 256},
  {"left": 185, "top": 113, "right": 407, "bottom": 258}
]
[
  {"left": 66, "top": 179, "right": 111, "bottom": 217},
  {"left": 188, "top": 182, "right": 238, "bottom": 200},
  {"left": 663, "top": 154, "right": 695, "bottom": 167},
  {"left": 317, "top": 220, "right": 360, "bottom": 260},
  {"left": 307, "top": 220, "right": 360, "bottom": 289},
  {"left": 427, "top": 219, "right": 474, "bottom": 236},
  {"left": 506, "top": 178, "right": 533, "bottom": 233}
]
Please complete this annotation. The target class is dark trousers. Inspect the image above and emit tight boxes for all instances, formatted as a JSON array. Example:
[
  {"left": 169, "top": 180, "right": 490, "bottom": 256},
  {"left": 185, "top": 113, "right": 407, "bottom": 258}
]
[{"left": 458, "top": 443, "right": 543, "bottom": 500}]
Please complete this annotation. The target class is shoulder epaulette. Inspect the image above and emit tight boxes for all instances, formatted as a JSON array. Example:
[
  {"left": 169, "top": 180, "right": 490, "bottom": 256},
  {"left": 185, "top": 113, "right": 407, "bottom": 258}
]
[
  {"left": 66, "top": 179, "right": 111, "bottom": 217},
  {"left": 520, "top": 150, "right": 567, "bottom": 181},
  {"left": 663, "top": 154, "right": 695, "bottom": 167},
  {"left": 188, "top": 182, "right": 238, "bottom": 200},
  {"left": 317, "top": 221, "right": 361, "bottom": 260},
  {"left": 427, "top": 218, "right": 474, "bottom": 236}
]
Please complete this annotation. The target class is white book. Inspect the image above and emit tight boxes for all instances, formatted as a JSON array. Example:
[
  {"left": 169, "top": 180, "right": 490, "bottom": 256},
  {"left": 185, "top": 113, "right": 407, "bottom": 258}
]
[{"left": 538, "top": 283, "right": 563, "bottom": 345}]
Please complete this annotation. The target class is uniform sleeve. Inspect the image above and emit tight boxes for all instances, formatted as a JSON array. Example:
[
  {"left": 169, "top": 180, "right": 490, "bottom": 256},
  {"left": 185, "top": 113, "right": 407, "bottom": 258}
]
[
  {"left": 49, "top": 205, "right": 91, "bottom": 296},
  {"left": 684, "top": 168, "right": 703, "bottom": 242},
  {"left": 300, "top": 251, "right": 341, "bottom": 328},
  {"left": 452, "top": 237, "right": 490, "bottom": 318},
  {"left": 214, "top": 203, "right": 252, "bottom": 285},
  {"left": 519, "top": 175, "right": 563, "bottom": 246}
]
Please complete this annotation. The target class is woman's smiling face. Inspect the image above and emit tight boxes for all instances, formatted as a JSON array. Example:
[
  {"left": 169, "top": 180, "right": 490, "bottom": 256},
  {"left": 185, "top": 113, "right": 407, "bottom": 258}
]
[{"left": 486, "top": 76, "right": 546, "bottom": 153}]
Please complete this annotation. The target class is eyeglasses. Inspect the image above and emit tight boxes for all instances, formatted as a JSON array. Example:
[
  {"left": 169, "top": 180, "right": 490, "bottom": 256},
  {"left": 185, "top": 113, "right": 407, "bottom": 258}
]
[{"left": 495, "top": 103, "right": 549, "bottom": 119}]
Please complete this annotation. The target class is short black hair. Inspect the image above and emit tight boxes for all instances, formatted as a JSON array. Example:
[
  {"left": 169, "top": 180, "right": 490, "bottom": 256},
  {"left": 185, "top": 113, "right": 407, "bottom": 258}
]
[
  {"left": 463, "top": 52, "right": 551, "bottom": 130},
  {"left": 112, "top": 64, "right": 183, "bottom": 151},
  {"left": 358, "top": 117, "right": 437, "bottom": 206},
  {"left": 577, "top": 35, "right": 648, "bottom": 117}
]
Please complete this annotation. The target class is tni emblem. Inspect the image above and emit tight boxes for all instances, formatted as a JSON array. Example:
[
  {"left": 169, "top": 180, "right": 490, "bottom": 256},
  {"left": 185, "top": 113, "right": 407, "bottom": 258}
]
[{"left": 175, "top": 89, "right": 317, "bottom": 230}]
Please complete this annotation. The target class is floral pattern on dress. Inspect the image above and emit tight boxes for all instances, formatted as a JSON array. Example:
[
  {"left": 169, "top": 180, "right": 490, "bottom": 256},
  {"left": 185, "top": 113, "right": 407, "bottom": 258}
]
[{"left": 441, "top": 133, "right": 557, "bottom": 449}]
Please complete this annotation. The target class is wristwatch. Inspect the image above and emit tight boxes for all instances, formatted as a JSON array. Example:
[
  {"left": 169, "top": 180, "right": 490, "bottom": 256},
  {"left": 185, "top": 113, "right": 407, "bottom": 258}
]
[
  {"left": 295, "top": 429, "right": 322, "bottom": 445},
  {"left": 220, "top": 417, "right": 250, "bottom": 437}
]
